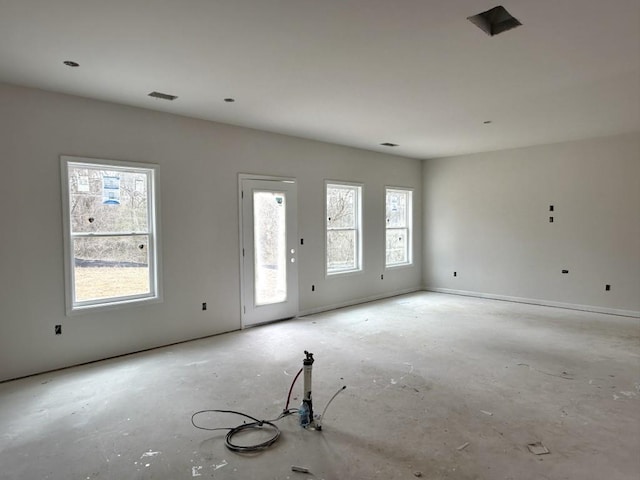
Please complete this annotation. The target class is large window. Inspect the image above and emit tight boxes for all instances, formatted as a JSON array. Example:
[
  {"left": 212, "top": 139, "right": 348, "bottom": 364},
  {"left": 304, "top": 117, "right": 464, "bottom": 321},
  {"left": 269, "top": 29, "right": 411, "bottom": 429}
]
[
  {"left": 326, "top": 182, "right": 362, "bottom": 274},
  {"left": 385, "top": 187, "right": 412, "bottom": 267},
  {"left": 61, "top": 156, "right": 161, "bottom": 313}
]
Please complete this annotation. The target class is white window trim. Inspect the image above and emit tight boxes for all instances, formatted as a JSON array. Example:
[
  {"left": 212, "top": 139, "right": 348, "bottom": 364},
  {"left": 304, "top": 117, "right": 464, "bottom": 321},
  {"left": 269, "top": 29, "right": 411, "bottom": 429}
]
[
  {"left": 325, "top": 180, "right": 364, "bottom": 276},
  {"left": 385, "top": 186, "right": 413, "bottom": 269},
  {"left": 60, "top": 155, "right": 163, "bottom": 315}
]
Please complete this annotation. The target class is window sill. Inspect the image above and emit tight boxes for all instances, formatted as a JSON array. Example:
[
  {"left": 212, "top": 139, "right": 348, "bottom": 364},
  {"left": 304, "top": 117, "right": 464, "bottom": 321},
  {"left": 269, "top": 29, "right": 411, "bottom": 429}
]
[
  {"left": 385, "top": 262, "right": 414, "bottom": 270},
  {"left": 326, "top": 268, "right": 364, "bottom": 278},
  {"left": 67, "top": 294, "right": 162, "bottom": 316}
]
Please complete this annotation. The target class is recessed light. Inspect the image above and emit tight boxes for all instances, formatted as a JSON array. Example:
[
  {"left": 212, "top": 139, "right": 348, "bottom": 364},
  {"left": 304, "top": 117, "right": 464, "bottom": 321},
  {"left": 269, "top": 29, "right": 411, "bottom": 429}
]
[
  {"left": 148, "top": 91, "right": 178, "bottom": 101},
  {"left": 380, "top": 142, "right": 399, "bottom": 147},
  {"left": 63, "top": 60, "right": 80, "bottom": 67},
  {"left": 224, "top": 98, "right": 236, "bottom": 103}
]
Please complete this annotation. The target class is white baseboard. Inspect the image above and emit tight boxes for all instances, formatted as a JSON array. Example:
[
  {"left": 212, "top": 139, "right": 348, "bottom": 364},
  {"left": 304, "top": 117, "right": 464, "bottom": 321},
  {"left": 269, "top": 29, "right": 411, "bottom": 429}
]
[
  {"left": 298, "top": 287, "right": 422, "bottom": 317},
  {"left": 423, "top": 287, "right": 640, "bottom": 318}
]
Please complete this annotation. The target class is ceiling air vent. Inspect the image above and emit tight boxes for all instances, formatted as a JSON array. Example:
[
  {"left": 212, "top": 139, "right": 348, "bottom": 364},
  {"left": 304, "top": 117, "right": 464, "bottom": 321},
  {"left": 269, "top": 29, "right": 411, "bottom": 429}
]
[
  {"left": 148, "top": 91, "right": 178, "bottom": 101},
  {"left": 467, "top": 6, "right": 521, "bottom": 36}
]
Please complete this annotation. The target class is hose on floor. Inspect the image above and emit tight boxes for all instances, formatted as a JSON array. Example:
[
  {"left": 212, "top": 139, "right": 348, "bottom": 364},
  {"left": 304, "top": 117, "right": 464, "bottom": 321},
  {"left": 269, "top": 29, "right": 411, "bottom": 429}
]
[
  {"left": 190, "top": 408, "right": 297, "bottom": 453},
  {"left": 191, "top": 369, "right": 304, "bottom": 453}
]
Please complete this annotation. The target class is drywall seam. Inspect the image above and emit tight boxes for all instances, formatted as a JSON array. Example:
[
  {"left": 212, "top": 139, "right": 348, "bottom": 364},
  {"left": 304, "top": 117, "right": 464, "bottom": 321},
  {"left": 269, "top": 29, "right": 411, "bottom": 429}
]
[{"left": 424, "top": 287, "right": 640, "bottom": 318}]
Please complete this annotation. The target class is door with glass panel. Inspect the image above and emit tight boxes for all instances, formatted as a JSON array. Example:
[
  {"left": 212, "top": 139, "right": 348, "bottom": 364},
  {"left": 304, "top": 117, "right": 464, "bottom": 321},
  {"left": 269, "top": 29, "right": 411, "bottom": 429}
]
[{"left": 240, "top": 176, "right": 298, "bottom": 327}]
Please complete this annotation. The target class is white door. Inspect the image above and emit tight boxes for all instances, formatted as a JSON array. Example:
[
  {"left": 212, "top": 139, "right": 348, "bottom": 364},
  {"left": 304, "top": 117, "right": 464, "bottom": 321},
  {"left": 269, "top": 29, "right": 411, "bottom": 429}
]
[{"left": 240, "top": 176, "right": 298, "bottom": 327}]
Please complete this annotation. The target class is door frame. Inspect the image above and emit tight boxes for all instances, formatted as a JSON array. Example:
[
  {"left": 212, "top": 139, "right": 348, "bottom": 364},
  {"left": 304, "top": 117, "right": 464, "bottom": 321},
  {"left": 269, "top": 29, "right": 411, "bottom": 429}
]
[{"left": 238, "top": 173, "right": 299, "bottom": 329}]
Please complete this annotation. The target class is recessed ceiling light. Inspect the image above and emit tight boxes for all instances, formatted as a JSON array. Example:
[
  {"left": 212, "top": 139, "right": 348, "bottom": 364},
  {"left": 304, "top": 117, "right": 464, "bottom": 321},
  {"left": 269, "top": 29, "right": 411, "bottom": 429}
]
[
  {"left": 63, "top": 60, "right": 79, "bottom": 67},
  {"left": 468, "top": 6, "right": 522, "bottom": 37},
  {"left": 148, "top": 91, "right": 178, "bottom": 101},
  {"left": 380, "top": 142, "right": 399, "bottom": 147},
  {"left": 224, "top": 98, "right": 236, "bottom": 103}
]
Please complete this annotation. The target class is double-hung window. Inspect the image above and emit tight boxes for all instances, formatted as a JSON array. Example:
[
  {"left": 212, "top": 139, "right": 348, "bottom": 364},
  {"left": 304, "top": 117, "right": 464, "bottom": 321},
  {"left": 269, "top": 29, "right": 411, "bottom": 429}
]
[
  {"left": 326, "top": 182, "right": 362, "bottom": 274},
  {"left": 61, "top": 156, "right": 161, "bottom": 313},
  {"left": 385, "top": 187, "right": 412, "bottom": 267}
]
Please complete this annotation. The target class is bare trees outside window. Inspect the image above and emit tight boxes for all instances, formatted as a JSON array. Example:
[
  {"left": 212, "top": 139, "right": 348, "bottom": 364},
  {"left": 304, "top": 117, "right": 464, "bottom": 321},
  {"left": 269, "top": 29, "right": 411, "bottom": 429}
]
[
  {"left": 385, "top": 188, "right": 412, "bottom": 267},
  {"left": 253, "top": 191, "right": 287, "bottom": 305},
  {"left": 61, "top": 157, "right": 160, "bottom": 312},
  {"left": 326, "top": 183, "right": 362, "bottom": 274}
]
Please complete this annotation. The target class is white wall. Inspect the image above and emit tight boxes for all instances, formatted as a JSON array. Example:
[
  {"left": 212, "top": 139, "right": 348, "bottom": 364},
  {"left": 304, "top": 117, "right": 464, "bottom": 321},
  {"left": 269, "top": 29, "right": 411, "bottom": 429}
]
[
  {"left": 423, "top": 133, "right": 640, "bottom": 316},
  {"left": 0, "top": 83, "right": 422, "bottom": 381}
]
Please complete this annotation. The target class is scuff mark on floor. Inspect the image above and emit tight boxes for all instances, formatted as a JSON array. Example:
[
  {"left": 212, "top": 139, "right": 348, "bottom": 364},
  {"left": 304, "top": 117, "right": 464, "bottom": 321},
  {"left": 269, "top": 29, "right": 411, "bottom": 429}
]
[
  {"left": 140, "top": 450, "right": 161, "bottom": 458},
  {"left": 185, "top": 361, "right": 209, "bottom": 367},
  {"left": 213, "top": 460, "right": 228, "bottom": 470}
]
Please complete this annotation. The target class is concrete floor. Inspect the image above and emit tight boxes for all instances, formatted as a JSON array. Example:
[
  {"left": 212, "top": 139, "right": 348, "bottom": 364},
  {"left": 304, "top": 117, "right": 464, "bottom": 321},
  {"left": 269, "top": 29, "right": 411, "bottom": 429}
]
[{"left": 1, "top": 292, "right": 639, "bottom": 480}]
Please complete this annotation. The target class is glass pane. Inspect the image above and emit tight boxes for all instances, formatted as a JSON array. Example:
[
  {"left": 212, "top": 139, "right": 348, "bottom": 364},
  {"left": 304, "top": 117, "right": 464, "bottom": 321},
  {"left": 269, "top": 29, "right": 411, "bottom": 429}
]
[
  {"left": 386, "top": 190, "right": 408, "bottom": 228},
  {"left": 327, "top": 186, "right": 355, "bottom": 228},
  {"left": 73, "top": 235, "right": 150, "bottom": 302},
  {"left": 254, "top": 191, "right": 287, "bottom": 306},
  {"left": 68, "top": 164, "right": 149, "bottom": 234},
  {"left": 327, "top": 230, "right": 356, "bottom": 272},
  {"left": 386, "top": 228, "right": 408, "bottom": 265}
]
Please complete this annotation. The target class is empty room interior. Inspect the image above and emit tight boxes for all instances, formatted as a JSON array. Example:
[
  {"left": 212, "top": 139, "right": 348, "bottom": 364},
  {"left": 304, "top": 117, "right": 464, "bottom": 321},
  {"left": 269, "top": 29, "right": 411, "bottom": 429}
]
[{"left": 0, "top": 1, "right": 639, "bottom": 479}]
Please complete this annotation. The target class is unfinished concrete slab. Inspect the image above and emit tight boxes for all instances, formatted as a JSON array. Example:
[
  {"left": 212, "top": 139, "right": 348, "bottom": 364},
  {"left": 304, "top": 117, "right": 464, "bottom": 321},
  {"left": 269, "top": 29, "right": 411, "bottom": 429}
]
[{"left": 1, "top": 292, "right": 638, "bottom": 479}]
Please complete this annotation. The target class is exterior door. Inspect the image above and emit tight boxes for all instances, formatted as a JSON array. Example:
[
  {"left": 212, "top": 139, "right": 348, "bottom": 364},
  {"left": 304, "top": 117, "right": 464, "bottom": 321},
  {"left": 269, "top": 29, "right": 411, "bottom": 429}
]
[{"left": 239, "top": 175, "right": 298, "bottom": 327}]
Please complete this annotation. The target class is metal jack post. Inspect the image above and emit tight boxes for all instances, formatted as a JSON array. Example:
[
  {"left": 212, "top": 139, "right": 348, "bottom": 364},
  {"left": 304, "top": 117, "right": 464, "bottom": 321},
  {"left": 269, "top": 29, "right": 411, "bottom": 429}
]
[{"left": 299, "top": 350, "right": 315, "bottom": 428}]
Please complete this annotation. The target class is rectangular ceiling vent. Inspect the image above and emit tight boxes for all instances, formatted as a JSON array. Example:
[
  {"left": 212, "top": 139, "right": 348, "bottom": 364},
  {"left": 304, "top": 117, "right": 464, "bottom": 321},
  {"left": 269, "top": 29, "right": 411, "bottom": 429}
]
[
  {"left": 467, "top": 5, "right": 521, "bottom": 36},
  {"left": 148, "top": 91, "right": 178, "bottom": 101}
]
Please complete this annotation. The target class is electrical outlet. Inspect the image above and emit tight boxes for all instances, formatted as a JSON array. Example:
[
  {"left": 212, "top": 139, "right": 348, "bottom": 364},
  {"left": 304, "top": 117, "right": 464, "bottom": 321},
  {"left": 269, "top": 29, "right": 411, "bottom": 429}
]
[
  {"left": 562, "top": 269, "right": 569, "bottom": 274},
  {"left": 202, "top": 302, "right": 207, "bottom": 311},
  {"left": 453, "top": 271, "right": 457, "bottom": 277},
  {"left": 549, "top": 216, "right": 554, "bottom": 223},
  {"left": 311, "top": 285, "right": 315, "bottom": 292},
  {"left": 605, "top": 284, "right": 611, "bottom": 291},
  {"left": 381, "top": 274, "right": 384, "bottom": 280},
  {"left": 55, "top": 325, "right": 62, "bottom": 335}
]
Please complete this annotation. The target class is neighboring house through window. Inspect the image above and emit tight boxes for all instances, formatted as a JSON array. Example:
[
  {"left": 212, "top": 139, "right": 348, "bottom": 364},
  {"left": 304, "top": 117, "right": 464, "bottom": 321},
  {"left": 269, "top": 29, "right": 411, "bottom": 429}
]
[{"left": 61, "top": 156, "right": 161, "bottom": 313}]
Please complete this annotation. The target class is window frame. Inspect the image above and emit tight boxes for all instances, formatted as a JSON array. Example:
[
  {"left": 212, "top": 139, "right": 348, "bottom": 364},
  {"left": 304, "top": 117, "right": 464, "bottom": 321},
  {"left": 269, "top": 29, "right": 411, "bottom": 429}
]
[
  {"left": 325, "top": 181, "right": 363, "bottom": 276},
  {"left": 385, "top": 186, "right": 413, "bottom": 268},
  {"left": 60, "top": 156, "right": 162, "bottom": 315}
]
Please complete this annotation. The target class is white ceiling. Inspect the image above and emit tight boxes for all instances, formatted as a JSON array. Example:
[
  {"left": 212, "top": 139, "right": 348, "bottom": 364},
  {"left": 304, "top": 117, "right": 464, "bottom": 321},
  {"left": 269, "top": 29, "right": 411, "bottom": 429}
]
[{"left": 0, "top": 0, "right": 638, "bottom": 159}]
